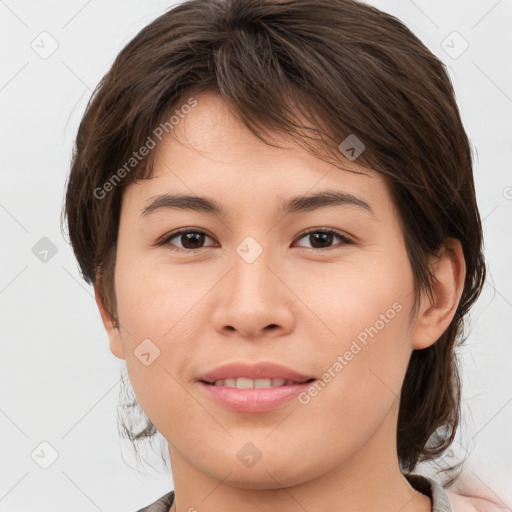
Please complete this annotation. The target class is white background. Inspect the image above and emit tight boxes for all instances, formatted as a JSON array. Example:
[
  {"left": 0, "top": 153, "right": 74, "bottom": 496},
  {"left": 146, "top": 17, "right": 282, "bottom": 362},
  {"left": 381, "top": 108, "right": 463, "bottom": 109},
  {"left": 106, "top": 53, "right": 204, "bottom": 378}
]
[{"left": 1, "top": 0, "right": 511, "bottom": 510}]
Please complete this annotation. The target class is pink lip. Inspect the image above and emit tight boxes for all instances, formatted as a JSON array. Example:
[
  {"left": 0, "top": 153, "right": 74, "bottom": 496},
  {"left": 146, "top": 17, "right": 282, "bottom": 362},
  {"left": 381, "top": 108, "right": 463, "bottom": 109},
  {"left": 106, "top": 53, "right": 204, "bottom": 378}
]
[
  {"left": 198, "top": 381, "right": 315, "bottom": 413},
  {"left": 197, "top": 361, "right": 314, "bottom": 383},
  {"left": 196, "top": 361, "right": 316, "bottom": 413}
]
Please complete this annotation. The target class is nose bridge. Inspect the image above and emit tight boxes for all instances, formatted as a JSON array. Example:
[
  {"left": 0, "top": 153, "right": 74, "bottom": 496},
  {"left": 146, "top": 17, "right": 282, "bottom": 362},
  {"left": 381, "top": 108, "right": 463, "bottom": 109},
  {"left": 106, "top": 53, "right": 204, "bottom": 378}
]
[
  {"left": 211, "top": 235, "right": 294, "bottom": 338},
  {"left": 230, "top": 235, "right": 277, "bottom": 310}
]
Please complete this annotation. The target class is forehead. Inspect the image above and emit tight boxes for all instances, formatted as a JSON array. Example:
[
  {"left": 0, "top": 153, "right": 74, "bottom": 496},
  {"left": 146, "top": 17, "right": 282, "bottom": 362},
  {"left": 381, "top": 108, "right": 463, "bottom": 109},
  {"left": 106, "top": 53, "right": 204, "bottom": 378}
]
[
  {"left": 124, "top": 90, "right": 394, "bottom": 220},
  {"left": 156, "top": 90, "right": 364, "bottom": 172}
]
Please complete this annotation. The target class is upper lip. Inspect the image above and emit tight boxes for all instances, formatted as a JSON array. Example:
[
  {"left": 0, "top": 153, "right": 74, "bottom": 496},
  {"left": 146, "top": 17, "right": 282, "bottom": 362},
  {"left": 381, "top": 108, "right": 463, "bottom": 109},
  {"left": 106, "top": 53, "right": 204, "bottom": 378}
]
[{"left": 197, "top": 362, "right": 316, "bottom": 383}]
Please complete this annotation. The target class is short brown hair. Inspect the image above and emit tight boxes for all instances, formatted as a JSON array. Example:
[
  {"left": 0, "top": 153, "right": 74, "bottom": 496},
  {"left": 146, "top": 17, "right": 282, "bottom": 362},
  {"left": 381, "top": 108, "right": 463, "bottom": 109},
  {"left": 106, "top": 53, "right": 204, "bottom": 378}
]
[{"left": 63, "top": 0, "right": 486, "bottom": 478}]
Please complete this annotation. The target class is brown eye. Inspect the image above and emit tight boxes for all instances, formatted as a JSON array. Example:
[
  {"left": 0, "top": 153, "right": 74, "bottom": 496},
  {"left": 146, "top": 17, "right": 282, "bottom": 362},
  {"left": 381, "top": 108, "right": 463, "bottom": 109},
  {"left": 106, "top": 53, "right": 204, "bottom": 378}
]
[
  {"left": 295, "top": 229, "right": 352, "bottom": 250},
  {"left": 160, "top": 230, "right": 215, "bottom": 250}
]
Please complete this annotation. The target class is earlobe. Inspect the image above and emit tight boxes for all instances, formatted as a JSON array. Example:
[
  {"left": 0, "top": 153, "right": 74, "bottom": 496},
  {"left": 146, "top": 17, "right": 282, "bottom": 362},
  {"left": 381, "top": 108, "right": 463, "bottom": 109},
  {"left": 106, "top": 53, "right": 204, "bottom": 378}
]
[
  {"left": 411, "top": 239, "right": 466, "bottom": 350},
  {"left": 93, "top": 282, "right": 126, "bottom": 360}
]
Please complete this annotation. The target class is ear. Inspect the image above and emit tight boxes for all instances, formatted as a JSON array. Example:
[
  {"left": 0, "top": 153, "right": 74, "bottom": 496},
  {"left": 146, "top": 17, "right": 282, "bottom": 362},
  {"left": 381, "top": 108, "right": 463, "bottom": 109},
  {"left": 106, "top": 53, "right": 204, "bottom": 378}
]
[
  {"left": 93, "top": 282, "right": 126, "bottom": 360},
  {"left": 411, "top": 238, "right": 466, "bottom": 350}
]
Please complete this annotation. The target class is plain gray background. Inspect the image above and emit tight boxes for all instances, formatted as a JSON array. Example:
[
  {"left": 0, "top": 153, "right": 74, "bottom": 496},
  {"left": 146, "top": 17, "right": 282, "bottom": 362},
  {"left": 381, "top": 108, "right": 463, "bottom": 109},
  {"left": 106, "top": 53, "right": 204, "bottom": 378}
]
[{"left": 1, "top": 0, "right": 511, "bottom": 510}]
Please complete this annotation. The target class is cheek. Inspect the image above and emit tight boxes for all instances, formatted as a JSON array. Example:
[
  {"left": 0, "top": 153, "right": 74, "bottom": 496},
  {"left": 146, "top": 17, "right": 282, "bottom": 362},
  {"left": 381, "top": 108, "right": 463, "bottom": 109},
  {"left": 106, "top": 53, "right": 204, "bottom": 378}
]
[
  {"left": 298, "top": 254, "right": 415, "bottom": 423},
  {"left": 114, "top": 253, "right": 186, "bottom": 338},
  {"left": 113, "top": 257, "right": 205, "bottom": 419},
  {"left": 291, "top": 299, "right": 412, "bottom": 473},
  {"left": 299, "top": 248, "right": 414, "bottom": 352}
]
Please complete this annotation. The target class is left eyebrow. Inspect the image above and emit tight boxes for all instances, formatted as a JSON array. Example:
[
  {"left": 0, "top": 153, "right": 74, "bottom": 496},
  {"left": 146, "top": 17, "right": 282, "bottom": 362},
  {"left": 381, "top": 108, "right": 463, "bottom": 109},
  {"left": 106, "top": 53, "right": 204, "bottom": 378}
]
[
  {"left": 279, "top": 190, "right": 374, "bottom": 217},
  {"left": 140, "top": 189, "right": 375, "bottom": 219}
]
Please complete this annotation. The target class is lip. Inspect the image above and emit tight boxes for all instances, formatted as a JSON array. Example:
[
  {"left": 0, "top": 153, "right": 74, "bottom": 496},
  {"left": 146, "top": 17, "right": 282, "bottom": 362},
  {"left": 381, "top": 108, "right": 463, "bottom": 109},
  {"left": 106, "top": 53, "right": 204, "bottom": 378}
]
[
  {"left": 197, "top": 361, "right": 315, "bottom": 384},
  {"left": 196, "top": 361, "right": 316, "bottom": 413},
  {"left": 198, "top": 380, "right": 316, "bottom": 413}
]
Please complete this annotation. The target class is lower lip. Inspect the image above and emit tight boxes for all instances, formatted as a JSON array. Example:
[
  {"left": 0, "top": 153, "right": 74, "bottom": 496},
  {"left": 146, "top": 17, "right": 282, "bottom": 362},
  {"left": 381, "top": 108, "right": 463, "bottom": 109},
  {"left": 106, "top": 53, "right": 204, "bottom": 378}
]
[{"left": 198, "top": 381, "right": 315, "bottom": 413}]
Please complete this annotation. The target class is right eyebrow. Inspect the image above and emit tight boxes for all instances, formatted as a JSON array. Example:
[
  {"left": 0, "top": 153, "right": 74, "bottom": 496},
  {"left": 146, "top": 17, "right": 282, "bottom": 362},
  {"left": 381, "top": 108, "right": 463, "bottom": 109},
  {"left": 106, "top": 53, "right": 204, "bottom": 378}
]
[{"left": 141, "top": 194, "right": 225, "bottom": 217}]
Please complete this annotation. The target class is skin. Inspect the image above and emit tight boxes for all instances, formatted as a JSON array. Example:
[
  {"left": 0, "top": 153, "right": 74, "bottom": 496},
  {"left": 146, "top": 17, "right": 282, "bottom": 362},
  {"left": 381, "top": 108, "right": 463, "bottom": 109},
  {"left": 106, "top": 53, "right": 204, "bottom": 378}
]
[
  {"left": 446, "top": 475, "right": 511, "bottom": 512},
  {"left": 95, "top": 90, "right": 467, "bottom": 512}
]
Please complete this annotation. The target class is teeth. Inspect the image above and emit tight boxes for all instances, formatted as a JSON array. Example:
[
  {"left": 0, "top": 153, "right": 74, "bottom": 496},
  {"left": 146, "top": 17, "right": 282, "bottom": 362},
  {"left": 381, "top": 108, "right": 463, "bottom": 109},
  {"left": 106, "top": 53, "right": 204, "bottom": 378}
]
[
  {"left": 254, "top": 378, "right": 272, "bottom": 388},
  {"left": 236, "top": 377, "right": 254, "bottom": 389},
  {"left": 211, "top": 377, "right": 296, "bottom": 388}
]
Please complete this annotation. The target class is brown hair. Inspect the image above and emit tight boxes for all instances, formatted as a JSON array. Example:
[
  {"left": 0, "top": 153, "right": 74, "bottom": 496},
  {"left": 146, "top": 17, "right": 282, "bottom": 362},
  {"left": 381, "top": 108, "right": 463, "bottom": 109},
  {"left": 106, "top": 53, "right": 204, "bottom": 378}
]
[{"left": 62, "top": 0, "right": 486, "bottom": 479}]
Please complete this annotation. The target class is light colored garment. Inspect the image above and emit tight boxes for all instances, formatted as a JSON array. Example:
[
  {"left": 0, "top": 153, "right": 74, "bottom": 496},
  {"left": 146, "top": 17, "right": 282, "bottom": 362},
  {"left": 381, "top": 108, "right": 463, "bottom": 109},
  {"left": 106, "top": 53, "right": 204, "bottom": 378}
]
[
  {"left": 405, "top": 473, "right": 453, "bottom": 512},
  {"left": 134, "top": 473, "right": 453, "bottom": 512}
]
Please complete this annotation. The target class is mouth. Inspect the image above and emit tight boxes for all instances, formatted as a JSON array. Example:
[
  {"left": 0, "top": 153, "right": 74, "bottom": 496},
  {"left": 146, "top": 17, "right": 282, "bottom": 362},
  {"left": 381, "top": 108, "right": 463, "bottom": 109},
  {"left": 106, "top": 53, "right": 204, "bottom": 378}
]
[
  {"left": 200, "top": 377, "right": 316, "bottom": 388},
  {"left": 196, "top": 361, "right": 317, "bottom": 412}
]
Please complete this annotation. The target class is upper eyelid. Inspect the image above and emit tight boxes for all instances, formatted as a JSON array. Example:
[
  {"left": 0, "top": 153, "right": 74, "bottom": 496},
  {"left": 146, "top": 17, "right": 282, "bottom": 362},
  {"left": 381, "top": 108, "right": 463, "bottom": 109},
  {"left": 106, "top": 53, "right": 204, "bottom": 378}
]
[
  {"left": 158, "top": 228, "right": 215, "bottom": 245},
  {"left": 296, "top": 228, "right": 353, "bottom": 246}
]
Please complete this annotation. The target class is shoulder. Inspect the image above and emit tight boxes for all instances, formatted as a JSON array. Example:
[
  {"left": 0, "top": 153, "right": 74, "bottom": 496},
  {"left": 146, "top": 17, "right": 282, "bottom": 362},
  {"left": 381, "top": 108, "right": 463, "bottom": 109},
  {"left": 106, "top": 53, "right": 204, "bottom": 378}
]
[
  {"left": 442, "top": 467, "right": 510, "bottom": 512},
  {"left": 446, "top": 492, "right": 510, "bottom": 512},
  {"left": 404, "top": 473, "right": 509, "bottom": 512}
]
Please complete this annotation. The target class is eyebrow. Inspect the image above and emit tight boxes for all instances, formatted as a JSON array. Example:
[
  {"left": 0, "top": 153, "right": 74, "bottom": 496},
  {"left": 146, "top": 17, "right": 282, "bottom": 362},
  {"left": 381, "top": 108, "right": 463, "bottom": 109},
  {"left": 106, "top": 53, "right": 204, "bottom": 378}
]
[{"left": 140, "top": 190, "right": 374, "bottom": 218}]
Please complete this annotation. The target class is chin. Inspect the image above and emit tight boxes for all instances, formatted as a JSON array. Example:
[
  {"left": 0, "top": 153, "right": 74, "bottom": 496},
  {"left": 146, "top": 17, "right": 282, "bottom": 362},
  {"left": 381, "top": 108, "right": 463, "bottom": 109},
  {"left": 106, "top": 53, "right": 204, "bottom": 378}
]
[{"left": 205, "top": 456, "right": 313, "bottom": 490}]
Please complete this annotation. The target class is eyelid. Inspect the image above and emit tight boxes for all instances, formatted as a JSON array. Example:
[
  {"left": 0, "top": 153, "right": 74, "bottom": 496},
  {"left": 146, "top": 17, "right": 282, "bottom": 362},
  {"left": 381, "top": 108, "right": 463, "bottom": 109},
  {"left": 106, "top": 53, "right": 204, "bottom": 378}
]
[{"left": 295, "top": 227, "right": 353, "bottom": 247}]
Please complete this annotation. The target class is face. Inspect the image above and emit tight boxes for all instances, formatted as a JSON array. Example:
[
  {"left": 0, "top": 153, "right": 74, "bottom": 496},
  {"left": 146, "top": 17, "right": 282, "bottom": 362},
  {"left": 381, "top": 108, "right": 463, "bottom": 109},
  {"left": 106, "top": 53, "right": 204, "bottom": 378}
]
[{"left": 106, "top": 90, "right": 426, "bottom": 488}]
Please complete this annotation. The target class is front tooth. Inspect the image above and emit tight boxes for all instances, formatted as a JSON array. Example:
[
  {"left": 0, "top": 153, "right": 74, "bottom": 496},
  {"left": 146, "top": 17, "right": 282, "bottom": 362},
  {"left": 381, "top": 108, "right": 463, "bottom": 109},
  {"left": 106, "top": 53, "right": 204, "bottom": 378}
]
[
  {"left": 271, "top": 378, "right": 286, "bottom": 387},
  {"left": 254, "top": 378, "right": 272, "bottom": 388},
  {"left": 235, "top": 377, "right": 254, "bottom": 389},
  {"left": 224, "top": 378, "right": 237, "bottom": 387}
]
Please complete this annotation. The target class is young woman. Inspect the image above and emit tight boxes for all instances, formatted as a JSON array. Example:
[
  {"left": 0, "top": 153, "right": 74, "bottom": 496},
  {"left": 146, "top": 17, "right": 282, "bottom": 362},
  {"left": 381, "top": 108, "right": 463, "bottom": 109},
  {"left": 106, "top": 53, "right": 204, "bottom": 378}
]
[{"left": 63, "top": 1, "right": 498, "bottom": 511}]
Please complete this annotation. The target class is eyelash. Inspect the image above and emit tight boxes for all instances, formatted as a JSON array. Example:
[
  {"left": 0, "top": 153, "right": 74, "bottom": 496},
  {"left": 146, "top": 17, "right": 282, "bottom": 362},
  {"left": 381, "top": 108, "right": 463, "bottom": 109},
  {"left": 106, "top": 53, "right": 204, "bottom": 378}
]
[{"left": 156, "top": 227, "right": 353, "bottom": 252}]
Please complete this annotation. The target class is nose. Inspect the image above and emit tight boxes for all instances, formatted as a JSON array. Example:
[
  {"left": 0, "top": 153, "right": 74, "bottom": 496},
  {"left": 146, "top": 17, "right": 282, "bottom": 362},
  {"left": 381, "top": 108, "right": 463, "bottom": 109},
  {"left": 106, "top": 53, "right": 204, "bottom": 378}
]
[{"left": 211, "top": 241, "right": 296, "bottom": 340}]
